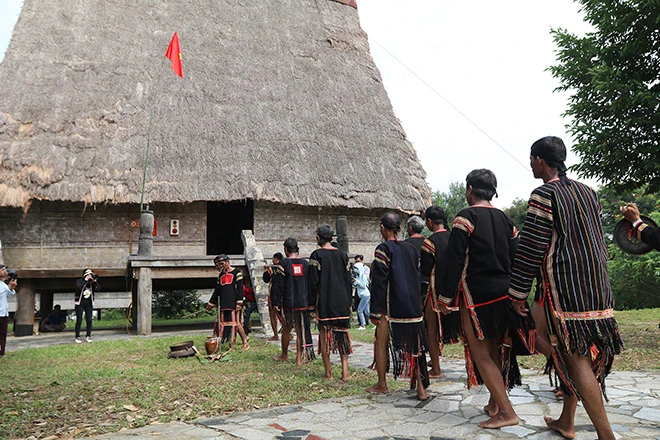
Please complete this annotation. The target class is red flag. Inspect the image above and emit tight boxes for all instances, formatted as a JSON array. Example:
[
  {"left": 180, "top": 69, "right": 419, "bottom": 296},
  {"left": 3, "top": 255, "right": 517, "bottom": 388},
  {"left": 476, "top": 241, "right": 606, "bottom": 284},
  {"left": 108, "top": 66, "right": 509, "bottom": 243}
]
[{"left": 165, "top": 31, "right": 183, "bottom": 78}]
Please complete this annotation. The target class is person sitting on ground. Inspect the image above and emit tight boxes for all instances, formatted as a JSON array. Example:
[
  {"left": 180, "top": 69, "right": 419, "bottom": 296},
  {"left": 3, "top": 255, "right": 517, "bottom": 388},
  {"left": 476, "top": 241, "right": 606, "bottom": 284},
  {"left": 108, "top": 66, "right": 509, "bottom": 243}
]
[
  {"left": 620, "top": 203, "right": 660, "bottom": 251},
  {"left": 41, "top": 304, "right": 67, "bottom": 332}
]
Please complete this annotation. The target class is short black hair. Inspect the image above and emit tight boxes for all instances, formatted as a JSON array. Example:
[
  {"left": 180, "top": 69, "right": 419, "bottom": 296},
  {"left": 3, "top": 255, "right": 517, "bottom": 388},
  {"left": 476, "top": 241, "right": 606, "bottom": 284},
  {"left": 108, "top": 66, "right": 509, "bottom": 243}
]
[
  {"left": 273, "top": 252, "right": 284, "bottom": 261},
  {"left": 425, "top": 205, "right": 447, "bottom": 227},
  {"left": 283, "top": 238, "right": 299, "bottom": 254},
  {"left": 354, "top": 254, "right": 364, "bottom": 262},
  {"left": 316, "top": 224, "right": 335, "bottom": 245},
  {"left": 531, "top": 136, "right": 570, "bottom": 186},
  {"left": 466, "top": 169, "right": 497, "bottom": 201},
  {"left": 381, "top": 212, "right": 401, "bottom": 233}
]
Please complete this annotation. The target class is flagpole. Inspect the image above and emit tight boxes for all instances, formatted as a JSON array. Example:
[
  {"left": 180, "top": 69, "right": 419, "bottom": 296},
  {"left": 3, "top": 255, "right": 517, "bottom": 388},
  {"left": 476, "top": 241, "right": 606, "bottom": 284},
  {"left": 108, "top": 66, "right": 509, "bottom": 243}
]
[{"left": 140, "top": 57, "right": 166, "bottom": 213}]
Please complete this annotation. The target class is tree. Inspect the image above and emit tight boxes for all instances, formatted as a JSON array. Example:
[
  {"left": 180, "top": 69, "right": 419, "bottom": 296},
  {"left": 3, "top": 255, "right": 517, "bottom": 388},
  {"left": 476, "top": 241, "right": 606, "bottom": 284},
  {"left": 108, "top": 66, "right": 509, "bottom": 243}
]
[
  {"left": 152, "top": 290, "right": 206, "bottom": 319},
  {"left": 432, "top": 181, "right": 468, "bottom": 225},
  {"left": 549, "top": 1, "right": 660, "bottom": 193},
  {"left": 503, "top": 198, "right": 528, "bottom": 232}
]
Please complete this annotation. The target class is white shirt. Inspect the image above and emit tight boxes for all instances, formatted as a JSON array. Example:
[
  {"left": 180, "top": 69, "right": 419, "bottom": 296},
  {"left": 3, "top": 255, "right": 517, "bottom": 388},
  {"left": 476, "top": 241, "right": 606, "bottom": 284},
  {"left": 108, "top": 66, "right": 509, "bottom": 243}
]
[{"left": 0, "top": 281, "right": 16, "bottom": 317}]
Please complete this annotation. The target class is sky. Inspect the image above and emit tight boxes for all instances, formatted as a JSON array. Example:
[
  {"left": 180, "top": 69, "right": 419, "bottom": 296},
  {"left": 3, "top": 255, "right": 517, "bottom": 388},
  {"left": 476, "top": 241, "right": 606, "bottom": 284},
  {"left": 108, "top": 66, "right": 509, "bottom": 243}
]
[{"left": 0, "top": 0, "right": 592, "bottom": 209}]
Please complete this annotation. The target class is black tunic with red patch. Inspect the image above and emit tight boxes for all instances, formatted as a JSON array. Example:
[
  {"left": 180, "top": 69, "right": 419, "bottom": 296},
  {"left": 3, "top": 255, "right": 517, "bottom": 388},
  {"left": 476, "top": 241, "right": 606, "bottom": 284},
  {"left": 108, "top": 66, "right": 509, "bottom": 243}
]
[{"left": 208, "top": 268, "right": 244, "bottom": 309}]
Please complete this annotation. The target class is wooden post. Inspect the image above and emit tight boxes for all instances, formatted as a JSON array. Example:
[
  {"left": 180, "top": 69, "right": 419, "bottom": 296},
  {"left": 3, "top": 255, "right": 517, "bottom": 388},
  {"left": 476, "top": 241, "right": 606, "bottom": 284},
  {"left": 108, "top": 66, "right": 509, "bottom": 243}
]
[
  {"left": 336, "top": 215, "right": 349, "bottom": 253},
  {"left": 137, "top": 267, "right": 152, "bottom": 335},
  {"left": 14, "top": 279, "right": 35, "bottom": 337},
  {"left": 136, "top": 208, "right": 154, "bottom": 334}
]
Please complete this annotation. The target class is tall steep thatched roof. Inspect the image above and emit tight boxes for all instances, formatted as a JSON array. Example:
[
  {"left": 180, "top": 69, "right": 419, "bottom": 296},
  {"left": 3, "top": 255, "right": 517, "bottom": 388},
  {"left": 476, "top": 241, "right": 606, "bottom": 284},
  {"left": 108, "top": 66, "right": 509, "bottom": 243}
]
[{"left": 0, "top": 0, "right": 431, "bottom": 211}]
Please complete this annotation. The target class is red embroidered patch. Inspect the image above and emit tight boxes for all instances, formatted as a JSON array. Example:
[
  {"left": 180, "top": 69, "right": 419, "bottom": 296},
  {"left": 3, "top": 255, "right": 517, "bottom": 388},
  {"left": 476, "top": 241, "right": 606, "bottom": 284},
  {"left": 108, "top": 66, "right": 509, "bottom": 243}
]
[
  {"left": 292, "top": 264, "right": 303, "bottom": 277},
  {"left": 220, "top": 273, "right": 234, "bottom": 285}
]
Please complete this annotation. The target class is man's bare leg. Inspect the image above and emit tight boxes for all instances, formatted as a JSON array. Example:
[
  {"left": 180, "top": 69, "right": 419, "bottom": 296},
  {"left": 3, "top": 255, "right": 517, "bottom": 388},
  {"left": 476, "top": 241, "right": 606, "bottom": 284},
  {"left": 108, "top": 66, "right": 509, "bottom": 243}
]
[
  {"left": 294, "top": 319, "right": 304, "bottom": 365},
  {"left": 340, "top": 353, "right": 349, "bottom": 381},
  {"left": 553, "top": 352, "right": 614, "bottom": 440},
  {"left": 366, "top": 318, "right": 390, "bottom": 393},
  {"left": 318, "top": 327, "right": 333, "bottom": 379},
  {"left": 424, "top": 302, "right": 442, "bottom": 378},
  {"left": 461, "top": 307, "right": 519, "bottom": 429},
  {"left": 273, "top": 324, "right": 291, "bottom": 361},
  {"left": 237, "top": 322, "right": 250, "bottom": 350},
  {"left": 268, "top": 305, "right": 279, "bottom": 341},
  {"left": 415, "top": 360, "right": 430, "bottom": 400}
]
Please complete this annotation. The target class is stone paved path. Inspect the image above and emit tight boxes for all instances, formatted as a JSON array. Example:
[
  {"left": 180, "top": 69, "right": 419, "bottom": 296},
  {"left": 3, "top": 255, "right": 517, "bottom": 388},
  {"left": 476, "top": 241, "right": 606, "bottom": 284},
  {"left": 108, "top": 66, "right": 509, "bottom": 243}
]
[{"left": 8, "top": 329, "right": 660, "bottom": 439}]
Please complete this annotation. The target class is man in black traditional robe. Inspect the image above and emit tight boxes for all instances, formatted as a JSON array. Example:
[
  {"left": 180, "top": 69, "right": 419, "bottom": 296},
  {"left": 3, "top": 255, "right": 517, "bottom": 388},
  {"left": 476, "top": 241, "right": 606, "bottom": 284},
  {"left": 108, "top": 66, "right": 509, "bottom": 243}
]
[
  {"left": 366, "top": 212, "right": 429, "bottom": 400},
  {"left": 308, "top": 224, "right": 353, "bottom": 381}
]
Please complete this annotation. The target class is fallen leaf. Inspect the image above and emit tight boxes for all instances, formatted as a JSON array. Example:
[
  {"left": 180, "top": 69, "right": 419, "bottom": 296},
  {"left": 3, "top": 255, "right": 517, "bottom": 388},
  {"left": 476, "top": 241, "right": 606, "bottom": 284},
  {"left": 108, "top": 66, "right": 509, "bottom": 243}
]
[{"left": 123, "top": 404, "right": 139, "bottom": 412}]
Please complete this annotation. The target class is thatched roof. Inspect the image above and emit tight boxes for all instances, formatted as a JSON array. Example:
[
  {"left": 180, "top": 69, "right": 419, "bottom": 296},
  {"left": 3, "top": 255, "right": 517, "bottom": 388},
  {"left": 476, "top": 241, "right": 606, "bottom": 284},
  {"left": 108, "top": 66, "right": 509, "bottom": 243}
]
[{"left": 0, "top": 0, "right": 431, "bottom": 212}]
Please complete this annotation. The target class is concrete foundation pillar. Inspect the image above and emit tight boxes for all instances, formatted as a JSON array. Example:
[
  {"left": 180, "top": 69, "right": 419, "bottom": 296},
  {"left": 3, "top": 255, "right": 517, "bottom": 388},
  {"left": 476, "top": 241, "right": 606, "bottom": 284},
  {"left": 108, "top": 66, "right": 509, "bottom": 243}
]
[
  {"left": 137, "top": 267, "right": 152, "bottom": 335},
  {"left": 14, "top": 279, "right": 35, "bottom": 337}
]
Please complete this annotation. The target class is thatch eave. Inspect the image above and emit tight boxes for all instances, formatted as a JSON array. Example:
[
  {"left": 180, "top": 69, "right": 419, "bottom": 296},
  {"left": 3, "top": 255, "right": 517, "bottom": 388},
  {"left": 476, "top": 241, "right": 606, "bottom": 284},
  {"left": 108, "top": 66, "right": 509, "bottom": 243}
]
[{"left": 0, "top": 0, "right": 432, "bottom": 213}]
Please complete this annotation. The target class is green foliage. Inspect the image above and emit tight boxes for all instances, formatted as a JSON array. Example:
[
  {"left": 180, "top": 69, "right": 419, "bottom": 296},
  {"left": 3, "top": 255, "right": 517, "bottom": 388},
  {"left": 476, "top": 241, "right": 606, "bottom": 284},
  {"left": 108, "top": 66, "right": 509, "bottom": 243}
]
[
  {"left": 598, "top": 186, "right": 660, "bottom": 309},
  {"left": 503, "top": 198, "right": 529, "bottom": 231},
  {"left": 549, "top": 1, "right": 660, "bottom": 192},
  {"left": 432, "top": 181, "right": 468, "bottom": 225},
  {"left": 152, "top": 290, "right": 205, "bottom": 319}
]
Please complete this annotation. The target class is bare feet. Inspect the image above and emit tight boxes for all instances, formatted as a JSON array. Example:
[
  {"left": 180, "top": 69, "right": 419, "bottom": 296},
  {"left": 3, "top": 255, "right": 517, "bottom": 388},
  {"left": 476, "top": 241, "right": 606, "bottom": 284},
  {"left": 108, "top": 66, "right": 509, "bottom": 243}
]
[
  {"left": 323, "top": 372, "right": 333, "bottom": 380},
  {"left": 268, "top": 336, "right": 279, "bottom": 342},
  {"left": 484, "top": 402, "right": 499, "bottom": 417},
  {"left": 241, "top": 343, "right": 250, "bottom": 351},
  {"left": 295, "top": 356, "right": 303, "bottom": 365},
  {"left": 544, "top": 416, "right": 576, "bottom": 439},
  {"left": 478, "top": 412, "right": 519, "bottom": 429},
  {"left": 553, "top": 387, "right": 566, "bottom": 399},
  {"left": 272, "top": 354, "right": 287, "bottom": 361},
  {"left": 428, "top": 369, "right": 443, "bottom": 379},
  {"left": 366, "top": 383, "right": 388, "bottom": 394},
  {"left": 417, "top": 389, "right": 430, "bottom": 401}
]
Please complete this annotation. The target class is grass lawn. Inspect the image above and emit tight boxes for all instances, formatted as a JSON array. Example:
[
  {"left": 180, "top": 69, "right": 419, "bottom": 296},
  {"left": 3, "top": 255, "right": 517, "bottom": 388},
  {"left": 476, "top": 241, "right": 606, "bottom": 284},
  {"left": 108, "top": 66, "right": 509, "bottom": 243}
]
[{"left": 1, "top": 308, "right": 657, "bottom": 439}]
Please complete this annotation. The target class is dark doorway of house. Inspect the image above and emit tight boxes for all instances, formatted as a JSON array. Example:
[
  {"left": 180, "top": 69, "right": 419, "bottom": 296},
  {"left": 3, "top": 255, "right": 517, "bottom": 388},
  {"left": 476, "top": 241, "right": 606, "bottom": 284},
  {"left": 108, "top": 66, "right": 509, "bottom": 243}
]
[{"left": 207, "top": 200, "right": 254, "bottom": 255}]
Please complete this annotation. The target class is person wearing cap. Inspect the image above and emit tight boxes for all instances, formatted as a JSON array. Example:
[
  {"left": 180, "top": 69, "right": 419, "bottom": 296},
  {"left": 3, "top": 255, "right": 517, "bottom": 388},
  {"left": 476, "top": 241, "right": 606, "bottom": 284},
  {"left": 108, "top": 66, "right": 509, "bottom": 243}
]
[
  {"left": 0, "top": 265, "right": 17, "bottom": 356},
  {"left": 420, "top": 205, "right": 460, "bottom": 380},
  {"left": 206, "top": 255, "right": 249, "bottom": 351},
  {"left": 367, "top": 212, "right": 429, "bottom": 400},
  {"left": 439, "top": 169, "right": 525, "bottom": 430},
  {"left": 620, "top": 203, "right": 660, "bottom": 251},
  {"left": 308, "top": 224, "right": 353, "bottom": 381},
  {"left": 74, "top": 269, "right": 100, "bottom": 343},
  {"left": 509, "top": 136, "right": 623, "bottom": 440}
]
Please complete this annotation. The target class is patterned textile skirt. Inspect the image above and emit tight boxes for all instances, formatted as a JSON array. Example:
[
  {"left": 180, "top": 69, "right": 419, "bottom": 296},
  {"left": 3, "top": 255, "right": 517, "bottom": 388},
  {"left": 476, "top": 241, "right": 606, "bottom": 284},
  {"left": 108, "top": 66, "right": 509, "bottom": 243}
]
[
  {"left": 318, "top": 317, "right": 352, "bottom": 356},
  {"left": 460, "top": 297, "right": 536, "bottom": 390},
  {"left": 283, "top": 308, "right": 316, "bottom": 361},
  {"left": 388, "top": 318, "right": 430, "bottom": 390},
  {"left": 536, "top": 296, "right": 623, "bottom": 401},
  {"left": 424, "top": 290, "right": 461, "bottom": 346}
]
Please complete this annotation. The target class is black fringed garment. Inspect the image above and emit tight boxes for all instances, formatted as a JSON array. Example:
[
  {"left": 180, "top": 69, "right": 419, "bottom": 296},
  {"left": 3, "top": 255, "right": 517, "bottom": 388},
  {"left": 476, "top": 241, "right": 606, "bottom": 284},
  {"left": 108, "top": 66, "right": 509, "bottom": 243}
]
[
  {"left": 634, "top": 220, "right": 660, "bottom": 251},
  {"left": 509, "top": 178, "right": 624, "bottom": 399},
  {"left": 421, "top": 230, "right": 460, "bottom": 344},
  {"left": 371, "top": 239, "right": 429, "bottom": 386},
  {"left": 308, "top": 248, "right": 353, "bottom": 355},
  {"left": 279, "top": 257, "right": 315, "bottom": 361}
]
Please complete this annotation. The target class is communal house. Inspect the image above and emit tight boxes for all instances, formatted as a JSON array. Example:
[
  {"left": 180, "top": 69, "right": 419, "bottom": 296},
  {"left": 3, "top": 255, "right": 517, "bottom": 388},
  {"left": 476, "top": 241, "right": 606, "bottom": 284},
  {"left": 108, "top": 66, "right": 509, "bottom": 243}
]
[{"left": 0, "top": 0, "right": 431, "bottom": 335}]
